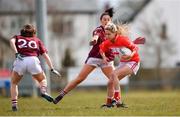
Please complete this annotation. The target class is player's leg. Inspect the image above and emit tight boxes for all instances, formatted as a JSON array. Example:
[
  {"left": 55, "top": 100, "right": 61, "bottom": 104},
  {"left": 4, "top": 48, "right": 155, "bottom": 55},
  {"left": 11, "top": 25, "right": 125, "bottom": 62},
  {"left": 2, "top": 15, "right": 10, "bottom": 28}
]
[
  {"left": 101, "top": 66, "right": 114, "bottom": 107},
  {"left": 53, "top": 64, "right": 95, "bottom": 104},
  {"left": 64, "top": 64, "right": 95, "bottom": 92},
  {"left": 10, "top": 71, "right": 22, "bottom": 111},
  {"left": 32, "top": 72, "right": 53, "bottom": 102},
  {"left": 27, "top": 56, "right": 53, "bottom": 102},
  {"left": 111, "top": 64, "right": 133, "bottom": 108},
  {"left": 111, "top": 71, "right": 121, "bottom": 106}
]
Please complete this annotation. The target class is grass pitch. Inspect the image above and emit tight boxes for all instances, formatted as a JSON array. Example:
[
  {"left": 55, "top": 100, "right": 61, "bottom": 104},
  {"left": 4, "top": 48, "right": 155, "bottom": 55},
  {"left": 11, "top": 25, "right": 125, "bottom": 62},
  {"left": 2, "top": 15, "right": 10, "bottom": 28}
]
[{"left": 0, "top": 89, "right": 180, "bottom": 116}]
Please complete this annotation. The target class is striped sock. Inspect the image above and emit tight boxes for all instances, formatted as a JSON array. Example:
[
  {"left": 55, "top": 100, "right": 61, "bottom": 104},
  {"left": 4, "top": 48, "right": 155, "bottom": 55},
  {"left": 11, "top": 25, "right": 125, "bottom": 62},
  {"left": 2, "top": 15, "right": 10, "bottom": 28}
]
[
  {"left": 59, "top": 90, "right": 67, "bottom": 97},
  {"left": 12, "top": 99, "right": 17, "bottom": 107},
  {"left": 106, "top": 97, "right": 112, "bottom": 105}
]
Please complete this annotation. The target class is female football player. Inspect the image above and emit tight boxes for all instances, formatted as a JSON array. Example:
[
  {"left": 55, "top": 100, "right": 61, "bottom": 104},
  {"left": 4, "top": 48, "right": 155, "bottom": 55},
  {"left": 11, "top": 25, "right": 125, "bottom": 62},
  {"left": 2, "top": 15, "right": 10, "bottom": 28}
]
[
  {"left": 99, "top": 22, "right": 141, "bottom": 108},
  {"left": 53, "top": 8, "right": 144, "bottom": 108},
  {"left": 10, "top": 24, "right": 60, "bottom": 111},
  {"left": 53, "top": 8, "right": 117, "bottom": 106}
]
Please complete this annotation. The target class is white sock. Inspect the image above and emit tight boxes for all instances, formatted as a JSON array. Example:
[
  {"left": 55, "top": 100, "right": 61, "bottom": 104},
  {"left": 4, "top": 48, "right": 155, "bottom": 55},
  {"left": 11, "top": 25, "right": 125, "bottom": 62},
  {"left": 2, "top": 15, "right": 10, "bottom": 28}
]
[{"left": 39, "top": 79, "right": 47, "bottom": 94}]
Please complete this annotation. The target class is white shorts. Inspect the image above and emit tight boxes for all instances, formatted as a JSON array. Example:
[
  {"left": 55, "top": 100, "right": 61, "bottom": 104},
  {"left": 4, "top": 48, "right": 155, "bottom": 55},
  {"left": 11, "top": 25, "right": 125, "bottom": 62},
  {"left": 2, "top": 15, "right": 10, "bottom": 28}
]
[
  {"left": 85, "top": 57, "right": 114, "bottom": 68},
  {"left": 13, "top": 56, "right": 43, "bottom": 76},
  {"left": 117, "top": 61, "right": 140, "bottom": 75}
]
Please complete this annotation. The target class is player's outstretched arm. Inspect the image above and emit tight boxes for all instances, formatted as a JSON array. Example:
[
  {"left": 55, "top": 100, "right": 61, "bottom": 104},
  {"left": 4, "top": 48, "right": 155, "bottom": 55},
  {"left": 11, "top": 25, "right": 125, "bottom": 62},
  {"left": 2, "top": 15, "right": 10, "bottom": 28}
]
[
  {"left": 42, "top": 53, "right": 54, "bottom": 69},
  {"left": 42, "top": 53, "right": 61, "bottom": 77},
  {"left": 89, "top": 35, "right": 99, "bottom": 46}
]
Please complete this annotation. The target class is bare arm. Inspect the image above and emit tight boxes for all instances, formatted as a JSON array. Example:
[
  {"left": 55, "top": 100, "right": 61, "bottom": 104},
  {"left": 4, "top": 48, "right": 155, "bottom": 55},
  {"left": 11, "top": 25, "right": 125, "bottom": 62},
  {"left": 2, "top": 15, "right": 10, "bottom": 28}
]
[
  {"left": 42, "top": 53, "right": 54, "bottom": 70},
  {"left": 99, "top": 49, "right": 109, "bottom": 64},
  {"left": 10, "top": 38, "right": 18, "bottom": 53},
  {"left": 100, "top": 50, "right": 106, "bottom": 60},
  {"left": 42, "top": 53, "right": 61, "bottom": 77}
]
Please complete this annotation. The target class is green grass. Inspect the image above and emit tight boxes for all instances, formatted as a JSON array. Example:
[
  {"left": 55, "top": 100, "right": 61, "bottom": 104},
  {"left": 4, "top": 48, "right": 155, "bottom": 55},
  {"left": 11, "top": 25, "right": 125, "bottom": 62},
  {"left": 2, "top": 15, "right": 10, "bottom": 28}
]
[{"left": 0, "top": 89, "right": 180, "bottom": 116}]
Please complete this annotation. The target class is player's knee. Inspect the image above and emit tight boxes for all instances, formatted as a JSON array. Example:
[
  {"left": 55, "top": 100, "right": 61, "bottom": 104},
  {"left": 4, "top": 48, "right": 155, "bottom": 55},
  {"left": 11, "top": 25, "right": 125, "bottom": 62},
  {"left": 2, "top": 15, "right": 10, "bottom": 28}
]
[
  {"left": 11, "top": 76, "right": 21, "bottom": 84},
  {"left": 11, "top": 80, "right": 18, "bottom": 85},
  {"left": 107, "top": 78, "right": 113, "bottom": 86},
  {"left": 111, "top": 72, "right": 117, "bottom": 79},
  {"left": 33, "top": 72, "right": 45, "bottom": 82}
]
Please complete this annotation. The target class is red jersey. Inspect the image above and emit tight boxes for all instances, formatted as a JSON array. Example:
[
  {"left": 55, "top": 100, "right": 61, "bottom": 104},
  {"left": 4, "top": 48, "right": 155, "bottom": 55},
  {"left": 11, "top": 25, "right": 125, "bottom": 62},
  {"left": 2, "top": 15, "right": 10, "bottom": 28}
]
[
  {"left": 13, "top": 35, "right": 47, "bottom": 56},
  {"left": 87, "top": 26, "right": 114, "bottom": 61},
  {"left": 100, "top": 35, "right": 140, "bottom": 62}
]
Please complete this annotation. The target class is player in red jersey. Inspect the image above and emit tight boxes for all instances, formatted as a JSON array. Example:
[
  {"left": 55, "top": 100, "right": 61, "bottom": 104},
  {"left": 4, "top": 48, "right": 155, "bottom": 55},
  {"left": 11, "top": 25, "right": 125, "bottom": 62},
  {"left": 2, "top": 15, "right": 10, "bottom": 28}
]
[
  {"left": 99, "top": 22, "right": 141, "bottom": 108},
  {"left": 10, "top": 24, "right": 61, "bottom": 111},
  {"left": 53, "top": 8, "right": 144, "bottom": 107}
]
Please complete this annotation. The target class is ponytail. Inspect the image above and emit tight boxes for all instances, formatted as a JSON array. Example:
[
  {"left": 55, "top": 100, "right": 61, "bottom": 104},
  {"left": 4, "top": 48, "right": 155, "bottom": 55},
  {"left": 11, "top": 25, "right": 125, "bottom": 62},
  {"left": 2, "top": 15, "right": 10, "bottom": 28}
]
[
  {"left": 100, "top": 7, "right": 114, "bottom": 20},
  {"left": 105, "top": 8, "right": 114, "bottom": 18},
  {"left": 116, "top": 23, "right": 129, "bottom": 36}
]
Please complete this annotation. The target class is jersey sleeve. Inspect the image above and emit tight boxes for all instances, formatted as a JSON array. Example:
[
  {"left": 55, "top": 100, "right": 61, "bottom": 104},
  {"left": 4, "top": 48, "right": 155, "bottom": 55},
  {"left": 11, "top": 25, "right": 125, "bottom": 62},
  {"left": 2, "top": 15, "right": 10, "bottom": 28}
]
[
  {"left": 121, "top": 36, "right": 138, "bottom": 52},
  {"left": 38, "top": 39, "right": 48, "bottom": 55},
  {"left": 99, "top": 40, "right": 109, "bottom": 53},
  {"left": 93, "top": 27, "right": 102, "bottom": 37}
]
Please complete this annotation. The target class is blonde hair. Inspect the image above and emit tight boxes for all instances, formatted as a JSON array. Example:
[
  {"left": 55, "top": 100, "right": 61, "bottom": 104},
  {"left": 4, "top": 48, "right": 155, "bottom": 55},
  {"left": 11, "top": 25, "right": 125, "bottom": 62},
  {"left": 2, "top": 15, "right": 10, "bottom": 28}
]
[{"left": 105, "top": 22, "right": 129, "bottom": 36}]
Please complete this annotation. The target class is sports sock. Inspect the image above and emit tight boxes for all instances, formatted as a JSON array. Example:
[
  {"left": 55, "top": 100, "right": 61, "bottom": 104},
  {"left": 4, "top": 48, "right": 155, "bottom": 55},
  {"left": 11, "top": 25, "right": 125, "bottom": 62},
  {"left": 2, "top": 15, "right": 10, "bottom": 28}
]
[
  {"left": 53, "top": 90, "right": 67, "bottom": 104},
  {"left": 114, "top": 90, "right": 120, "bottom": 101},
  {"left": 106, "top": 97, "right": 112, "bottom": 105},
  {"left": 39, "top": 79, "right": 47, "bottom": 94},
  {"left": 12, "top": 99, "right": 17, "bottom": 107},
  {"left": 59, "top": 90, "right": 67, "bottom": 97}
]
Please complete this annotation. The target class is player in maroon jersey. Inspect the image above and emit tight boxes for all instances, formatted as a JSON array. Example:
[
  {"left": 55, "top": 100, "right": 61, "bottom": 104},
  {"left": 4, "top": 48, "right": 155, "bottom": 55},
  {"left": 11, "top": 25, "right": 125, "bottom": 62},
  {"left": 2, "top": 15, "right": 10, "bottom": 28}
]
[
  {"left": 10, "top": 24, "right": 61, "bottom": 111},
  {"left": 53, "top": 8, "right": 115, "bottom": 105}
]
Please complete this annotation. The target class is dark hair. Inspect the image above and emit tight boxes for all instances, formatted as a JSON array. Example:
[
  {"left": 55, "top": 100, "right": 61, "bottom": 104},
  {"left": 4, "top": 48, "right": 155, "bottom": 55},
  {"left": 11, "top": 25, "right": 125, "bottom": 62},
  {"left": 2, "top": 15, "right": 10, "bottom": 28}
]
[
  {"left": 20, "top": 24, "right": 36, "bottom": 37},
  {"left": 100, "top": 8, "right": 114, "bottom": 20}
]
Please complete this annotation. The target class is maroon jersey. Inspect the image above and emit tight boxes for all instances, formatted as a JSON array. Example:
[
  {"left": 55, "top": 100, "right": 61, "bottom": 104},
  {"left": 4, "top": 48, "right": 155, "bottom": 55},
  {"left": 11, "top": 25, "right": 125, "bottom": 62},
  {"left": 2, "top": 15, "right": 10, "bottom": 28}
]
[
  {"left": 13, "top": 35, "right": 47, "bottom": 56},
  {"left": 87, "top": 26, "right": 114, "bottom": 61}
]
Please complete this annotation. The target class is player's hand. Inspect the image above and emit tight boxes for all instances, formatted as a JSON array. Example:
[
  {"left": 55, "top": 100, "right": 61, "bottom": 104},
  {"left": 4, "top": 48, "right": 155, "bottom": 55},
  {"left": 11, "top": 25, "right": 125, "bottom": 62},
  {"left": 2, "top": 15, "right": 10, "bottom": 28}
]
[
  {"left": 50, "top": 69, "right": 61, "bottom": 78},
  {"left": 15, "top": 53, "right": 23, "bottom": 60},
  {"left": 121, "top": 55, "right": 132, "bottom": 61},
  {"left": 89, "top": 40, "right": 97, "bottom": 46},
  {"left": 102, "top": 57, "right": 109, "bottom": 65}
]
